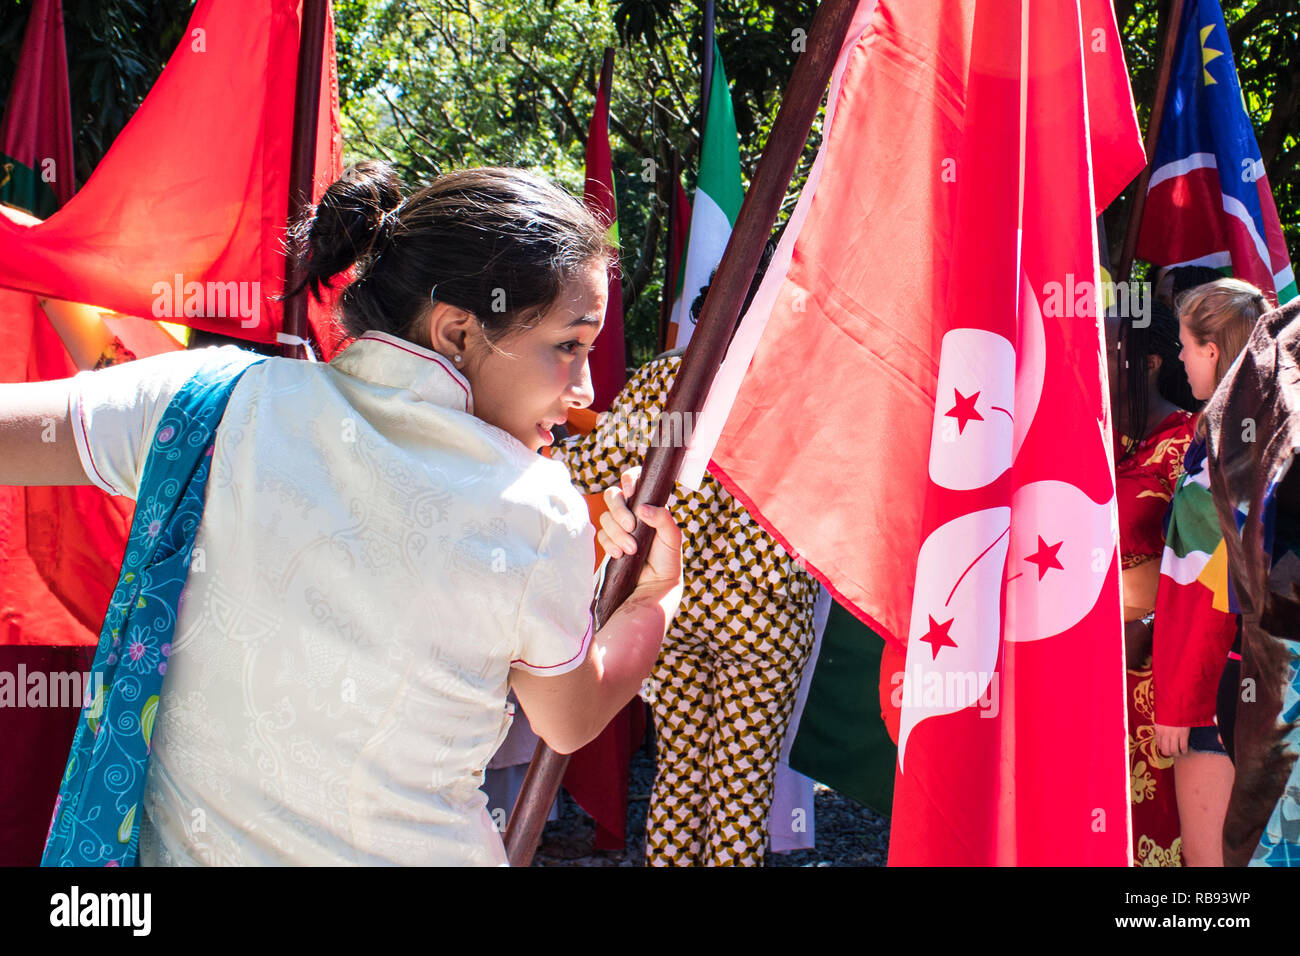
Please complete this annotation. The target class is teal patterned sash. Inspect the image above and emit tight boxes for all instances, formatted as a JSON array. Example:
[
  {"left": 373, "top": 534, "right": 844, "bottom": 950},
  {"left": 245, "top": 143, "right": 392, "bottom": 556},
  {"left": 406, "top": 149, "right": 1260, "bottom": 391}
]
[{"left": 42, "top": 350, "right": 265, "bottom": 866}]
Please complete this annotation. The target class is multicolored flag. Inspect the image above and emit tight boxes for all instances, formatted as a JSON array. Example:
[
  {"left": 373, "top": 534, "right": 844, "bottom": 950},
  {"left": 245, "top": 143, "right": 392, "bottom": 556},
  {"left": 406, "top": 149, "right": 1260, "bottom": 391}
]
[
  {"left": 679, "top": 0, "right": 1146, "bottom": 864},
  {"left": 583, "top": 50, "right": 627, "bottom": 411},
  {"left": 1152, "top": 441, "right": 1239, "bottom": 727},
  {"left": 0, "top": 0, "right": 74, "bottom": 218},
  {"left": 1136, "top": 0, "right": 1296, "bottom": 304},
  {"left": 666, "top": 40, "right": 744, "bottom": 350},
  {"left": 0, "top": 0, "right": 345, "bottom": 356}
]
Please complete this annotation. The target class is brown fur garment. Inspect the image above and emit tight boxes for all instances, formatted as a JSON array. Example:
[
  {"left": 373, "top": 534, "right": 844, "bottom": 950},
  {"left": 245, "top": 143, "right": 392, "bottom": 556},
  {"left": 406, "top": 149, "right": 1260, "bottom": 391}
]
[{"left": 1204, "top": 298, "right": 1300, "bottom": 867}]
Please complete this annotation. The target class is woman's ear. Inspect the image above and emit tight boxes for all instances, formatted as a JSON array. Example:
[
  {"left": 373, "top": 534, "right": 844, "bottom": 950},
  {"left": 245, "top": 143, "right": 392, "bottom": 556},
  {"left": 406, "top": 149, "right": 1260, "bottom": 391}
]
[
  {"left": 1206, "top": 341, "right": 1220, "bottom": 365},
  {"left": 426, "top": 302, "right": 476, "bottom": 362},
  {"left": 1147, "top": 353, "right": 1163, "bottom": 374}
]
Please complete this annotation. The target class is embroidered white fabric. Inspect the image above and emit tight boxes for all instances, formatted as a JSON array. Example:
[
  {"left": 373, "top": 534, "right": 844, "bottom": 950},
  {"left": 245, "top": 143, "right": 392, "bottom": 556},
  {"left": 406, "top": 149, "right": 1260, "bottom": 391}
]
[{"left": 69, "top": 333, "right": 595, "bottom": 865}]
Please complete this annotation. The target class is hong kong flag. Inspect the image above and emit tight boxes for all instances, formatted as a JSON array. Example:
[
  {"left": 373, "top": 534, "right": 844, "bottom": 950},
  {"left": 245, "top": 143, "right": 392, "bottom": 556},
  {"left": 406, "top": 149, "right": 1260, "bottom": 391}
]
[{"left": 679, "top": 0, "right": 1144, "bottom": 864}]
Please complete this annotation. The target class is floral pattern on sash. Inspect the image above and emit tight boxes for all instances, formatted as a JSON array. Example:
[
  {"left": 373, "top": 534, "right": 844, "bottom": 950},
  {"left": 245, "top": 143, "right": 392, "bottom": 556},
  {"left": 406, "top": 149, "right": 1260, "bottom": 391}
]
[{"left": 42, "top": 351, "right": 264, "bottom": 866}]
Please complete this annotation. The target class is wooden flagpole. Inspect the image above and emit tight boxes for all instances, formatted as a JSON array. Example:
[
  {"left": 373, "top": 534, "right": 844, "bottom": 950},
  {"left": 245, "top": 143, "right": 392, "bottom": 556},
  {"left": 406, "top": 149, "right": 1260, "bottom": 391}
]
[
  {"left": 281, "top": 0, "right": 329, "bottom": 359},
  {"left": 503, "top": 0, "right": 858, "bottom": 868},
  {"left": 1115, "top": 0, "right": 1185, "bottom": 284}
]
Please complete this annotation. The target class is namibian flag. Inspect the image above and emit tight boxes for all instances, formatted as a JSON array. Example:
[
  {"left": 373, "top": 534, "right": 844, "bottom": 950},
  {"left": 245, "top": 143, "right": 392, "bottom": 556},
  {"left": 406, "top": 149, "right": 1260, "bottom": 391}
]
[{"left": 1136, "top": 0, "right": 1296, "bottom": 304}]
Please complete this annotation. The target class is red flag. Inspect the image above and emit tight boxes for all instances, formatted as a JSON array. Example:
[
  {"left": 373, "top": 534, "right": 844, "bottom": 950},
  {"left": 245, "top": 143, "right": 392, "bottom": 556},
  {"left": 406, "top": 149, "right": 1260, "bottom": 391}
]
[
  {"left": 0, "top": 0, "right": 342, "bottom": 864},
  {"left": 0, "top": 0, "right": 75, "bottom": 216},
  {"left": 582, "top": 53, "right": 627, "bottom": 411},
  {"left": 0, "top": 0, "right": 345, "bottom": 357},
  {"left": 0, "top": 283, "right": 137, "bottom": 866},
  {"left": 0, "top": 2, "right": 113, "bottom": 866},
  {"left": 662, "top": 177, "right": 692, "bottom": 353},
  {"left": 683, "top": 0, "right": 1145, "bottom": 865},
  {"left": 669, "top": 179, "right": 692, "bottom": 294}
]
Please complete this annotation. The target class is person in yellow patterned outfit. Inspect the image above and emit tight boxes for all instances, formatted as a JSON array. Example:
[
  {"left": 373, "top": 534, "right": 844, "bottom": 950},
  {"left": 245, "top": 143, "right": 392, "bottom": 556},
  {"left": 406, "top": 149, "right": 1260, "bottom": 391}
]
[{"left": 551, "top": 351, "right": 818, "bottom": 866}]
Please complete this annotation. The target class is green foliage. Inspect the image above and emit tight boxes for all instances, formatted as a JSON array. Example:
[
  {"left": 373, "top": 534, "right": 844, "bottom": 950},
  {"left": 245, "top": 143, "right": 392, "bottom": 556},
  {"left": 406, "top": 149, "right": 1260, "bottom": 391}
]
[{"left": 333, "top": 0, "right": 822, "bottom": 365}]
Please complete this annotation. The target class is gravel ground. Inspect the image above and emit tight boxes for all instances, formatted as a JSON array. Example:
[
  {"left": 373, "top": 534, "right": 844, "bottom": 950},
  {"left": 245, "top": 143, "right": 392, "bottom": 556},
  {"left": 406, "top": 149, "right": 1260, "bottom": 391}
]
[{"left": 532, "top": 740, "right": 889, "bottom": 867}]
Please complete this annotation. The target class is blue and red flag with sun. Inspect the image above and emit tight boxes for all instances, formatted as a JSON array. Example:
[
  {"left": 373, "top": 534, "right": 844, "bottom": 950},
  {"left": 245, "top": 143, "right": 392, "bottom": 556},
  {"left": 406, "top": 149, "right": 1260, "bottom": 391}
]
[{"left": 1136, "top": 0, "right": 1296, "bottom": 304}]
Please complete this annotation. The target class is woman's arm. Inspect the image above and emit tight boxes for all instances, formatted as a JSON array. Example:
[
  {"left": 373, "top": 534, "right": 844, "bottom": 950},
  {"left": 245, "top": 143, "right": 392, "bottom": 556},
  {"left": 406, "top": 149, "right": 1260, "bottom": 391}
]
[
  {"left": 0, "top": 380, "right": 92, "bottom": 487},
  {"left": 511, "top": 469, "right": 683, "bottom": 754},
  {"left": 38, "top": 297, "right": 117, "bottom": 371},
  {"left": 1121, "top": 558, "right": 1161, "bottom": 620}
]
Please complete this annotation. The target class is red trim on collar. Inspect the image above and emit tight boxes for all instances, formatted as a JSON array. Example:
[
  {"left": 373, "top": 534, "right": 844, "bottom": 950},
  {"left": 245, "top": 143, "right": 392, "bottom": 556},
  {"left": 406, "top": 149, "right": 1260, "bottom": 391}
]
[{"left": 355, "top": 333, "right": 470, "bottom": 412}]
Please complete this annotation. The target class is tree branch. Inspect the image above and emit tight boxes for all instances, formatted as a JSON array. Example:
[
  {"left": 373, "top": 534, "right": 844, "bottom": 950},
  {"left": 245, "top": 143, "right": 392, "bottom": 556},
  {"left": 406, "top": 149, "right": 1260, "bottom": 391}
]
[
  {"left": 505, "top": 44, "right": 590, "bottom": 150},
  {"left": 411, "top": 2, "right": 465, "bottom": 68},
  {"left": 654, "top": 34, "right": 695, "bottom": 146},
  {"left": 1228, "top": 1, "right": 1276, "bottom": 51},
  {"left": 622, "top": 187, "right": 665, "bottom": 313},
  {"left": 1259, "top": 65, "right": 1300, "bottom": 173}
]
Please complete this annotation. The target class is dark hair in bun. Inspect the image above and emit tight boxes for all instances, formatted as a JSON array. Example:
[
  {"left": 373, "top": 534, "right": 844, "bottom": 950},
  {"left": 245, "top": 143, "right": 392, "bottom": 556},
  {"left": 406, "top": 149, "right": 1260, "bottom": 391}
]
[{"left": 287, "top": 162, "right": 613, "bottom": 344}]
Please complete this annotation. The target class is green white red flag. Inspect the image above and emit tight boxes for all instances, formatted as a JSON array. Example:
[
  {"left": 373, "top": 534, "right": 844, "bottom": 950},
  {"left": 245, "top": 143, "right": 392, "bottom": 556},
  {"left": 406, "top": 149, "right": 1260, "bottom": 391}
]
[{"left": 666, "top": 40, "right": 744, "bottom": 351}]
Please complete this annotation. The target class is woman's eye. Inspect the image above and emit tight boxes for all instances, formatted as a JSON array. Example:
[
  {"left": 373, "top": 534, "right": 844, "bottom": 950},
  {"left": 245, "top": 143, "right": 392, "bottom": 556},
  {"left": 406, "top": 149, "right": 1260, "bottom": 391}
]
[{"left": 560, "top": 341, "right": 593, "bottom": 355}]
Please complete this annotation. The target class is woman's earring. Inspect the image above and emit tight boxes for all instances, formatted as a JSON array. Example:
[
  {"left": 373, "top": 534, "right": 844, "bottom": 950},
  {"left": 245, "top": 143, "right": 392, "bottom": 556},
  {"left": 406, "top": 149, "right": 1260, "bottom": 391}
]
[{"left": 453, "top": 354, "right": 462, "bottom": 364}]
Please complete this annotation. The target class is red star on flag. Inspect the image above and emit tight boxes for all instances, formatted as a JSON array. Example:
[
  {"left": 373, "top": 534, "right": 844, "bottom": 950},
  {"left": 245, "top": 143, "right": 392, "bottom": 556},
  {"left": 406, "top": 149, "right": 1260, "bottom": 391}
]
[
  {"left": 944, "top": 388, "right": 984, "bottom": 434},
  {"left": 919, "top": 614, "right": 958, "bottom": 659},
  {"left": 1025, "top": 535, "right": 1064, "bottom": 580}
]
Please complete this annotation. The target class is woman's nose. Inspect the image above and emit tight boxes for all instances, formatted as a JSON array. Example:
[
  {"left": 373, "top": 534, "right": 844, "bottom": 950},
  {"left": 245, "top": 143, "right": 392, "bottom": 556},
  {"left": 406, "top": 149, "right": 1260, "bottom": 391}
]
[{"left": 570, "top": 358, "right": 595, "bottom": 408}]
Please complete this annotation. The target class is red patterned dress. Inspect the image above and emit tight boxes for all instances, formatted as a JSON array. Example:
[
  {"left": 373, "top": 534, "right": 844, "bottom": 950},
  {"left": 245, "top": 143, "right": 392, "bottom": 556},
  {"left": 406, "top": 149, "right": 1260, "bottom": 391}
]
[{"left": 1115, "top": 409, "right": 1194, "bottom": 866}]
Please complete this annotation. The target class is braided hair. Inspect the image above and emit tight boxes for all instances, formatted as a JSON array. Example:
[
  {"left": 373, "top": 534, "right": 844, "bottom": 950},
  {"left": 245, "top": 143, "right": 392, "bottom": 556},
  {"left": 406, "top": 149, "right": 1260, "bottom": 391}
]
[{"left": 1115, "top": 300, "right": 1198, "bottom": 461}]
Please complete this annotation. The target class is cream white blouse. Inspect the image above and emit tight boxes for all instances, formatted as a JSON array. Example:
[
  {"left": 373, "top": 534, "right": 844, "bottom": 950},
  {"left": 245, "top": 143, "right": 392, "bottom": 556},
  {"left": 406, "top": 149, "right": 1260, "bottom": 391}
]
[{"left": 69, "top": 332, "right": 595, "bottom": 865}]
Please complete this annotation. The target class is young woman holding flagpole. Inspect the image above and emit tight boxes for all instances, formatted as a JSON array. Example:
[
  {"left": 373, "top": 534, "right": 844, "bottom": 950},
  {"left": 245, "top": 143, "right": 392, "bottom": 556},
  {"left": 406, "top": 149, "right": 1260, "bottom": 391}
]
[{"left": 0, "top": 161, "right": 682, "bottom": 866}]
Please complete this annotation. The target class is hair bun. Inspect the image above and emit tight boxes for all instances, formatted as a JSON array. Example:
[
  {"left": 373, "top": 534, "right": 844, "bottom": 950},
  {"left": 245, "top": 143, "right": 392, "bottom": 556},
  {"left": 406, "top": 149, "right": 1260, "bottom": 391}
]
[{"left": 289, "top": 161, "right": 404, "bottom": 300}]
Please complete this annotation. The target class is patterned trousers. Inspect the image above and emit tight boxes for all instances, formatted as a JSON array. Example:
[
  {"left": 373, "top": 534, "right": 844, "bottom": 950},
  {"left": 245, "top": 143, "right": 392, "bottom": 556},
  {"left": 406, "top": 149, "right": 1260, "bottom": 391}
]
[{"left": 643, "top": 585, "right": 817, "bottom": 866}]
